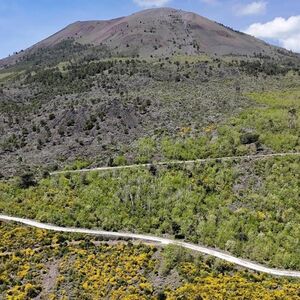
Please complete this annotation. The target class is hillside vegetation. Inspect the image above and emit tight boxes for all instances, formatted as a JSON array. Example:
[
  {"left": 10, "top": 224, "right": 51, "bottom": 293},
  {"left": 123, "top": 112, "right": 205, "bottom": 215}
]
[
  {"left": 0, "top": 57, "right": 299, "bottom": 177},
  {"left": 1, "top": 87, "right": 299, "bottom": 269},
  {"left": 1, "top": 222, "right": 300, "bottom": 299},
  {"left": 0, "top": 8, "right": 300, "bottom": 297},
  {"left": 1, "top": 154, "right": 299, "bottom": 270},
  {"left": 129, "top": 89, "right": 300, "bottom": 163}
]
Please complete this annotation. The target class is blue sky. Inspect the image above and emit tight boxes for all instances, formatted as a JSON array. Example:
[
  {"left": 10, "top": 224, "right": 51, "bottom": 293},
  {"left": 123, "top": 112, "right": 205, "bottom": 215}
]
[{"left": 1, "top": 0, "right": 300, "bottom": 58}]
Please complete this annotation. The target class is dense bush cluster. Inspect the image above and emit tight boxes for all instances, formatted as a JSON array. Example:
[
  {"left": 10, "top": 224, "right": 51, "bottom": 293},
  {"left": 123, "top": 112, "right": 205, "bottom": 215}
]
[
  {"left": 1, "top": 155, "right": 299, "bottom": 269},
  {"left": 8, "top": 40, "right": 111, "bottom": 71},
  {"left": 239, "top": 60, "right": 295, "bottom": 76},
  {"left": 130, "top": 89, "right": 299, "bottom": 163},
  {"left": 1, "top": 223, "right": 300, "bottom": 299}
]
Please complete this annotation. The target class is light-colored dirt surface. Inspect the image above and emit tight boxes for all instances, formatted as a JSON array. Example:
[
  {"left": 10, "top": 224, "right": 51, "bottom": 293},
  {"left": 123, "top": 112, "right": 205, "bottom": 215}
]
[{"left": 41, "top": 261, "right": 59, "bottom": 297}]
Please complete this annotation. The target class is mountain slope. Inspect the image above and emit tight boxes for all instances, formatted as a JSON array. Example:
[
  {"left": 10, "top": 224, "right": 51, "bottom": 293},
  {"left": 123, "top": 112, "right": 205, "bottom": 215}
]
[
  {"left": 34, "top": 8, "right": 274, "bottom": 55},
  {"left": 0, "top": 7, "right": 293, "bottom": 68}
]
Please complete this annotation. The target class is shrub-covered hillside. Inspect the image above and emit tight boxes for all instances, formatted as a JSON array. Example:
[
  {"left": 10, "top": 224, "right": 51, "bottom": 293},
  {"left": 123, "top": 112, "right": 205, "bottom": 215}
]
[
  {"left": 1, "top": 155, "right": 299, "bottom": 270},
  {"left": 128, "top": 89, "right": 300, "bottom": 164},
  {"left": 1, "top": 222, "right": 300, "bottom": 299},
  {"left": 0, "top": 53, "right": 299, "bottom": 176}
]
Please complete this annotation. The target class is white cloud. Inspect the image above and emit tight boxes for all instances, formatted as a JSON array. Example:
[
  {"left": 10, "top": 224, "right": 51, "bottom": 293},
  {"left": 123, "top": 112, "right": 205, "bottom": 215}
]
[
  {"left": 236, "top": 1, "right": 267, "bottom": 16},
  {"left": 133, "top": 0, "right": 171, "bottom": 8},
  {"left": 201, "top": 0, "right": 219, "bottom": 4},
  {"left": 245, "top": 15, "right": 300, "bottom": 52}
]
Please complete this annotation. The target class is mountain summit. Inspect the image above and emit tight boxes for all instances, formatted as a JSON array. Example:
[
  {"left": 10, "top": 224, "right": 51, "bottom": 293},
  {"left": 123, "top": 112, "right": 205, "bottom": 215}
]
[
  {"left": 1, "top": 7, "right": 288, "bottom": 67},
  {"left": 36, "top": 7, "right": 274, "bottom": 55}
]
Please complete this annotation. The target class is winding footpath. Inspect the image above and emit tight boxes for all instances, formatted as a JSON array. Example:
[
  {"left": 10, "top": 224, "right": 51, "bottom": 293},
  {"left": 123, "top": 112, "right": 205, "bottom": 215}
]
[
  {"left": 1, "top": 214, "right": 300, "bottom": 278},
  {"left": 50, "top": 152, "right": 300, "bottom": 175}
]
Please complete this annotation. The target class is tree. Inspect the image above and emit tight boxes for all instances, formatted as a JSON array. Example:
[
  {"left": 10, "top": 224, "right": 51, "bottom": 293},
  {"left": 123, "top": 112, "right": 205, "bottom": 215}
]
[
  {"left": 149, "top": 164, "right": 157, "bottom": 176},
  {"left": 240, "top": 133, "right": 260, "bottom": 145},
  {"left": 18, "top": 173, "right": 36, "bottom": 189}
]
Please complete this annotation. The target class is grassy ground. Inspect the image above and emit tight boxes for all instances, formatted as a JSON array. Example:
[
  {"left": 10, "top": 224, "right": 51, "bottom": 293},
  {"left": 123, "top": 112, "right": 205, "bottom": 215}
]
[{"left": 0, "top": 71, "right": 18, "bottom": 82}]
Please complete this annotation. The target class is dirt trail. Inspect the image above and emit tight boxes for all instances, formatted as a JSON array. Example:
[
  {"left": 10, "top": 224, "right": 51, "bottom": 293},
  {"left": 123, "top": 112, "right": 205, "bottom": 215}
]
[
  {"left": 50, "top": 152, "right": 300, "bottom": 175},
  {"left": 1, "top": 214, "right": 300, "bottom": 278}
]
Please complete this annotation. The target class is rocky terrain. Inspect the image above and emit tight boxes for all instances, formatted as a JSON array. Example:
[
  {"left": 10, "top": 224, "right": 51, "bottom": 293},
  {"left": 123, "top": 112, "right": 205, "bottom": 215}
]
[{"left": 0, "top": 8, "right": 299, "bottom": 177}]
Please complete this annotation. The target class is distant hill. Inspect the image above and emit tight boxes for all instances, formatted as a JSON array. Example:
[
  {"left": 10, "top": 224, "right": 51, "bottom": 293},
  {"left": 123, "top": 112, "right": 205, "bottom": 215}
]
[{"left": 0, "top": 7, "right": 297, "bottom": 67}]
